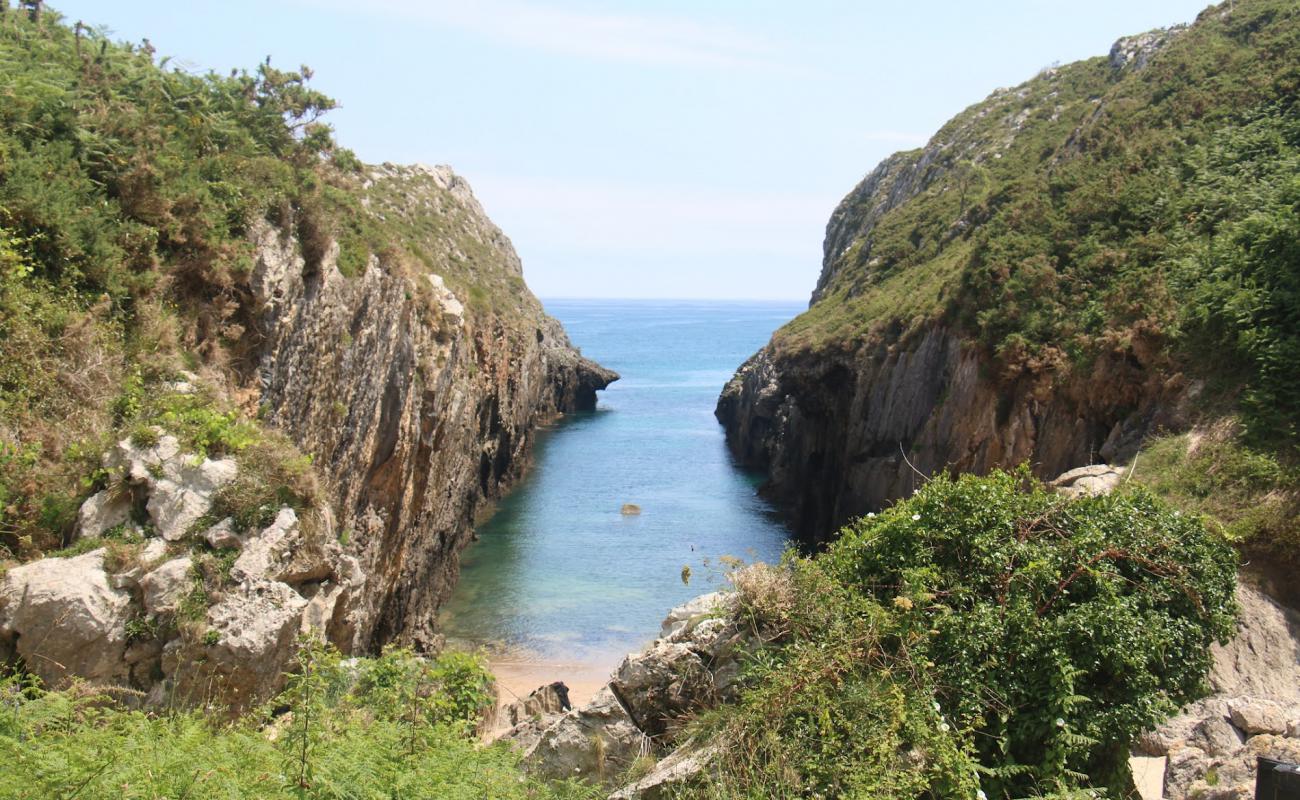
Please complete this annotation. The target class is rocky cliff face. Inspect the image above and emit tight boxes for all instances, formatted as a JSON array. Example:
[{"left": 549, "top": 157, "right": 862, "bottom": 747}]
[
  {"left": 716, "top": 24, "right": 1198, "bottom": 545},
  {"left": 0, "top": 164, "right": 615, "bottom": 704},
  {"left": 717, "top": 326, "right": 1191, "bottom": 544},
  {"left": 251, "top": 164, "right": 615, "bottom": 651}
]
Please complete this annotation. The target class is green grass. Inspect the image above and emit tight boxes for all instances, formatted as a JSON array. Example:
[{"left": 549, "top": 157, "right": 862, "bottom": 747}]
[
  {"left": 1134, "top": 423, "right": 1300, "bottom": 577},
  {"left": 0, "top": 642, "right": 598, "bottom": 799}
]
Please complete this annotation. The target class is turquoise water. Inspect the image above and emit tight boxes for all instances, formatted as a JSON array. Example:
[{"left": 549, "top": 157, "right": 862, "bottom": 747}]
[{"left": 440, "top": 299, "right": 800, "bottom": 663}]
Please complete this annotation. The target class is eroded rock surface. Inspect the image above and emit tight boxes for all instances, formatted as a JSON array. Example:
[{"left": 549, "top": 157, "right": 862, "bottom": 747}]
[
  {"left": 0, "top": 438, "right": 366, "bottom": 709},
  {"left": 716, "top": 28, "right": 1193, "bottom": 546},
  {"left": 504, "top": 593, "right": 743, "bottom": 794},
  {"left": 0, "top": 550, "right": 132, "bottom": 688},
  {"left": 249, "top": 166, "right": 615, "bottom": 652},
  {"left": 1134, "top": 581, "right": 1300, "bottom": 799}
]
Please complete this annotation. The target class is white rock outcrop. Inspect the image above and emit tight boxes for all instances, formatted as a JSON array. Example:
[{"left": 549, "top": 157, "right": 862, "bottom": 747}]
[
  {"left": 101, "top": 434, "right": 238, "bottom": 541},
  {"left": 75, "top": 489, "right": 131, "bottom": 539},
  {"left": 523, "top": 686, "right": 648, "bottom": 784},
  {"left": 0, "top": 549, "right": 133, "bottom": 688},
  {"left": 506, "top": 591, "right": 749, "bottom": 794},
  {"left": 0, "top": 436, "right": 364, "bottom": 710},
  {"left": 1134, "top": 581, "right": 1300, "bottom": 799},
  {"left": 140, "top": 557, "right": 193, "bottom": 616},
  {"left": 1049, "top": 463, "right": 1126, "bottom": 498}
]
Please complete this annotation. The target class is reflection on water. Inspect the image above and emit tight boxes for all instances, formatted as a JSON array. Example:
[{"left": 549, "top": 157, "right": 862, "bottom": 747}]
[{"left": 440, "top": 300, "right": 799, "bottom": 663}]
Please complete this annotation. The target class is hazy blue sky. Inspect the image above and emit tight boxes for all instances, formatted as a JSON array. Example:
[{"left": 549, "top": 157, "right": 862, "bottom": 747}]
[{"left": 54, "top": 1, "right": 1212, "bottom": 300}]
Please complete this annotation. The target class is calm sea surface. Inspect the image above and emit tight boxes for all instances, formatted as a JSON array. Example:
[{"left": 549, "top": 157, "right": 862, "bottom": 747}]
[{"left": 440, "top": 299, "right": 800, "bottom": 664}]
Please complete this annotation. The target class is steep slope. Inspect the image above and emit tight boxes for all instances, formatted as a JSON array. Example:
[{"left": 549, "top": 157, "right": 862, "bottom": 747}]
[
  {"left": 719, "top": 0, "right": 1300, "bottom": 545},
  {"left": 0, "top": 3, "right": 614, "bottom": 698},
  {"left": 251, "top": 164, "right": 615, "bottom": 649}
]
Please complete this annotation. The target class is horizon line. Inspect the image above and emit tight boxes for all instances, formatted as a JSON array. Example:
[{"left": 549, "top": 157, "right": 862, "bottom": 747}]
[{"left": 539, "top": 296, "right": 808, "bottom": 303}]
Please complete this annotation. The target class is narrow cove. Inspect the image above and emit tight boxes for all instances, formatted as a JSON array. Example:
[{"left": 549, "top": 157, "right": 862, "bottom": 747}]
[{"left": 440, "top": 299, "right": 799, "bottom": 705}]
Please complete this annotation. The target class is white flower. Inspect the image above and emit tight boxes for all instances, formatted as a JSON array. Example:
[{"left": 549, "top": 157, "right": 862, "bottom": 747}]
[
  {"left": 940, "top": 722, "right": 950, "bottom": 732},
  {"left": 866, "top": 512, "right": 876, "bottom": 518},
  {"left": 1055, "top": 718, "right": 1065, "bottom": 727},
  {"left": 911, "top": 513, "right": 921, "bottom": 521},
  {"left": 977, "top": 791, "right": 988, "bottom": 800},
  {"left": 932, "top": 701, "right": 941, "bottom": 712}
]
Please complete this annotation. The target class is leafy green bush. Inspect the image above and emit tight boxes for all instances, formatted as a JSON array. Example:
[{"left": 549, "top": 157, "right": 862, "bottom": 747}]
[
  {"left": 699, "top": 470, "right": 1238, "bottom": 799},
  {"left": 0, "top": 642, "right": 596, "bottom": 799}
]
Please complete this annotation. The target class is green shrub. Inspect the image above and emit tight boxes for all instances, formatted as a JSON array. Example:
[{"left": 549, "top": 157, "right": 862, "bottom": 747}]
[
  {"left": 0, "top": 650, "right": 597, "bottom": 800},
  {"left": 699, "top": 470, "right": 1239, "bottom": 799},
  {"left": 1135, "top": 426, "right": 1300, "bottom": 589},
  {"left": 209, "top": 433, "right": 319, "bottom": 535}
]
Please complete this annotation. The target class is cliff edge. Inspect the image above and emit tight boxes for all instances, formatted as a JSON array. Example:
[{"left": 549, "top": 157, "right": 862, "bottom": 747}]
[{"left": 718, "top": 0, "right": 1299, "bottom": 546}]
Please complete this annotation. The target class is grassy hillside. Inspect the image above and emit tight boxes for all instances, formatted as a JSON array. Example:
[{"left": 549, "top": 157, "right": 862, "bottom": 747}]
[
  {"left": 770, "top": 0, "right": 1299, "bottom": 563},
  {"left": 783, "top": 0, "right": 1298, "bottom": 450},
  {"left": 0, "top": 7, "right": 540, "bottom": 563}
]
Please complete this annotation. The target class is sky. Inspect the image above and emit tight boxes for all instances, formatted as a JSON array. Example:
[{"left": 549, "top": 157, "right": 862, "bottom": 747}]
[{"left": 53, "top": 1, "right": 1213, "bottom": 300}]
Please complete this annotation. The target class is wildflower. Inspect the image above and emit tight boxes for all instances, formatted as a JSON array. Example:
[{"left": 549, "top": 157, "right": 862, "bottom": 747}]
[
  {"left": 911, "top": 513, "right": 921, "bottom": 521},
  {"left": 978, "top": 790, "right": 988, "bottom": 800},
  {"left": 1055, "top": 717, "right": 1065, "bottom": 727},
  {"left": 940, "top": 721, "right": 950, "bottom": 732},
  {"left": 932, "top": 701, "right": 941, "bottom": 712}
]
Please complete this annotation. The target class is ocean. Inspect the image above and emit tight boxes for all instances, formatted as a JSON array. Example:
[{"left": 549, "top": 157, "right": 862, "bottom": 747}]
[{"left": 440, "top": 299, "right": 801, "bottom": 669}]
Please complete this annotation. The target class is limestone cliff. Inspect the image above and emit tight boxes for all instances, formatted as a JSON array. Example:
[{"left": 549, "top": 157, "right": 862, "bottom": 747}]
[
  {"left": 718, "top": 1, "right": 1298, "bottom": 544},
  {"left": 0, "top": 164, "right": 614, "bottom": 704},
  {"left": 250, "top": 164, "right": 616, "bottom": 650}
]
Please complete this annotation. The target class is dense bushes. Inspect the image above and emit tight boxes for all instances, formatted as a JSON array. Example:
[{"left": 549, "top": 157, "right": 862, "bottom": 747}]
[
  {"left": 0, "top": 640, "right": 595, "bottom": 799},
  {"left": 699, "top": 470, "right": 1238, "bottom": 799}
]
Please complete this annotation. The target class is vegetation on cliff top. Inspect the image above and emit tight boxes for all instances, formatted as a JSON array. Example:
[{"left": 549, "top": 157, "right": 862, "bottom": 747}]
[
  {"left": 0, "top": 7, "right": 534, "bottom": 563},
  {"left": 695, "top": 470, "right": 1238, "bottom": 799},
  {"left": 776, "top": 0, "right": 1299, "bottom": 454}
]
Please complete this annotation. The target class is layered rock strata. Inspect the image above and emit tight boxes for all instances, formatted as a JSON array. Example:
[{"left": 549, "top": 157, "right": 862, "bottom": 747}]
[
  {"left": 249, "top": 165, "right": 615, "bottom": 650},
  {"left": 717, "top": 29, "right": 1192, "bottom": 545},
  {"left": 0, "top": 165, "right": 616, "bottom": 704},
  {"left": 717, "top": 332, "right": 1188, "bottom": 544}
]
